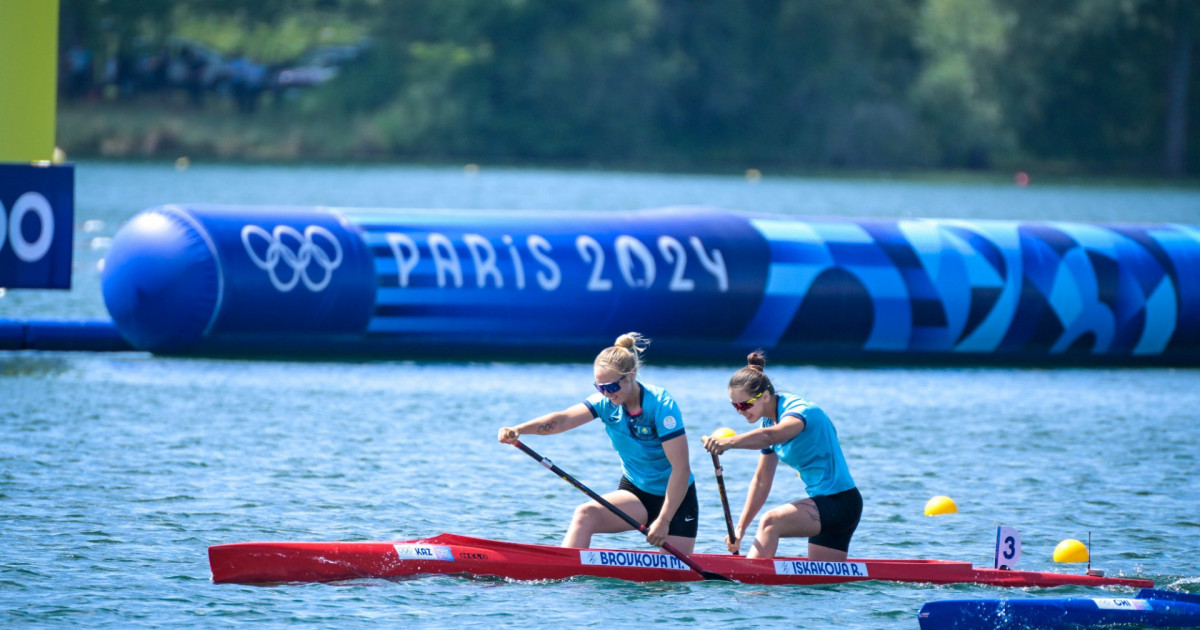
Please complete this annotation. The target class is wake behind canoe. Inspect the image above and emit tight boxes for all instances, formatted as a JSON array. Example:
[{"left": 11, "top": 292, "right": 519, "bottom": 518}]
[{"left": 208, "top": 533, "right": 1153, "bottom": 588}]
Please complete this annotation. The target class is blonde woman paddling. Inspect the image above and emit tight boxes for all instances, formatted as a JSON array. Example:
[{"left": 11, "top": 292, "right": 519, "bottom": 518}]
[{"left": 498, "top": 333, "right": 698, "bottom": 553}]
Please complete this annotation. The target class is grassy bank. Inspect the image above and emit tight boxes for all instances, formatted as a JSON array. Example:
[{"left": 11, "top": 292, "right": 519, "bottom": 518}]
[
  {"left": 53, "top": 101, "right": 1200, "bottom": 189},
  {"left": 56, "top": 100, "right": 386, "bottom": 163}
]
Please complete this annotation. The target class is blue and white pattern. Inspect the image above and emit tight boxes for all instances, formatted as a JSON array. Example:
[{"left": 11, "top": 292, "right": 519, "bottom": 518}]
[
  {"left": 739, "top": 217, "right": 1196, "bottom": 358},
  {"left": 102, "top": 204, "right": 1200, "bottom": 363}
]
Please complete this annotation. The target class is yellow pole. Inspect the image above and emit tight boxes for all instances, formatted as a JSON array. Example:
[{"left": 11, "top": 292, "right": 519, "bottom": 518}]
[{"left": 0, "top": 0, "right": 60, "bottom": 162}]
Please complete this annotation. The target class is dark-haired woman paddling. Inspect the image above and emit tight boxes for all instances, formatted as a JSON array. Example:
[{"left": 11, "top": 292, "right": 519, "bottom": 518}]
[{"left": 702, "top": 351, "right": 861, "bottom": 560}]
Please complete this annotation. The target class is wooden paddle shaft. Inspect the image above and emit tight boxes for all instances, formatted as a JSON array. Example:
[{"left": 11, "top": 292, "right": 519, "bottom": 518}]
[{"left": 711, "top": 452, "right": 739, "bottom": 554}]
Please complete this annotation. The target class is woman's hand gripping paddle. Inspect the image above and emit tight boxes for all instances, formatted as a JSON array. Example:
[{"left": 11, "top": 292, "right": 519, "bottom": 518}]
[
  {"left": 510, "top": 439, "right": 734, "bottom": 582},
  {"left": 708, "top": 427, "right": 740, "bottom": 554}
]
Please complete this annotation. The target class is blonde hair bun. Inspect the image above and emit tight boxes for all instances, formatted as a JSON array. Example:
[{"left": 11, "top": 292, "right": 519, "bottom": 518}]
[
  {"left": 615, "top": 332, "right": 650, "bottom": 353},
  {"left": 597, "top": 332, "right": 650, "bottom": 375}
]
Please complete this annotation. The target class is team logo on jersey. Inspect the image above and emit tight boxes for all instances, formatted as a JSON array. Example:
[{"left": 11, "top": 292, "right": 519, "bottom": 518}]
[
  {"left": 628, "top": 416, "right": 659, "bottom": 442},
  {"left": 663, "top": 416, "right": 677, "bottom": 430}
]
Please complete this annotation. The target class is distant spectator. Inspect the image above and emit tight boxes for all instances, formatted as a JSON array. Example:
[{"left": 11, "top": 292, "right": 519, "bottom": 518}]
[
  {"left": 137, "top": 48, "right": 166, "bottom": 95},
  {"left": 115, "top": 49, "right": 137, "bottom": 98},
  {"left": 166, "top": 47, "right": 189, "bottom": 92},
  {"left": 101, "top": 49, "right": 137, "bottom": 100},
  {"left": 228, "top": 52, "right": 267, "bottom": 114},
  {"left": 65, "top": 41, "right": 93, "bottom": 98},
  {"left": 183, "top": 47, "right": 207, "bottom": 107}
]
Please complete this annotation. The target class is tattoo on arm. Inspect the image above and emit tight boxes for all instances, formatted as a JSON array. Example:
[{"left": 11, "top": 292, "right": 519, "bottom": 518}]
[{"left": 535, "top": 419, "right": 557, "bottom": 434}]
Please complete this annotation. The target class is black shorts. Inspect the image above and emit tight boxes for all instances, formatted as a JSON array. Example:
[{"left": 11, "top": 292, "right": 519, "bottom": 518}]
[
  {"left": 618, "top": 477, "right": 699, "bottom": 538},
  {"left": 810, "top": 487, "right": 863, "bottom": 553}
]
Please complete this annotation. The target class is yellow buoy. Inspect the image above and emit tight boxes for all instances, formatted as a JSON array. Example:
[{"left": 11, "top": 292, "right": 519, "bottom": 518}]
[
  {"left": 924, "top": 495, "right": 958, "bottom": 516},
  {"left": 1053, "top": 539, "right": 1089, "bottom": 563},
  {"left": 711, "top": 427, "right": 736, "bottom": 440}
]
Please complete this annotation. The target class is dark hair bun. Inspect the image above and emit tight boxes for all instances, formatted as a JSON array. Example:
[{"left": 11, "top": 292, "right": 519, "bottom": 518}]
[{"left": 747, "top": 350, "right": 767, "bottom": 371}]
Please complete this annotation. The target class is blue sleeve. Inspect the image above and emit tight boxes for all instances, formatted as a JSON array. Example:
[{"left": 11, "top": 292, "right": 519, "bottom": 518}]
[
  {"left": 780, "top": 395, "right": 809, "bottom": 428},
  {"left": 758, "top": 407, "right": 803, "bottom": 454},
  {"left": 584, "top": 392, "right": 607, "bottom": 419},
  {"left": 781, "top": 411, "right": 806, "bottom": 428},
  {"left": 655, "top": 393, "right": 685, "bottom": 441}
]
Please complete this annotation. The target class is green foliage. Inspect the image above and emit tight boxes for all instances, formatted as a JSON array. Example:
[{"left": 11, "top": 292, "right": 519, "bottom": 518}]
[
  {"left": 172, "top": 10, "right": 364, "bottom": 63},
  {"left": 58, "top": 0, "right": 1199, "bottom": 175},
  {"left": 910, "top": 0, "right": 1016, "bottom": 167}
]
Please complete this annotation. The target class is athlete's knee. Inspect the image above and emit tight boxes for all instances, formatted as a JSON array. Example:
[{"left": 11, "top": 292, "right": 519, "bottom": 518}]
[
  {"left": 571, "top": 501, "right": 603, "bottom": 525},
  {"left": 759, "top": 508, "right": 786, "bottom": 534}
]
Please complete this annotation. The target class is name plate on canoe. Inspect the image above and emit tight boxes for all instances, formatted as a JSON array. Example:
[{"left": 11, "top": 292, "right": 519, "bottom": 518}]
[
  {"left": 580, "top": 550, "right": 690, "bottom": 571},
  {"left": 1094, "top": 599, "right": 1152, "bottom": 611},
  {"left": 773, "top": 560, "right": 869, "bottom": 577},
  {"left": 393, "top": 544, "right": 455, "bottom": 561}
]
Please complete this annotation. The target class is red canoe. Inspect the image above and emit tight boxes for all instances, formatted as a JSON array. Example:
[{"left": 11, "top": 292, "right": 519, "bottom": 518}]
[{"left": 208, "top": 533, "right": 1154, "bottom": 588}]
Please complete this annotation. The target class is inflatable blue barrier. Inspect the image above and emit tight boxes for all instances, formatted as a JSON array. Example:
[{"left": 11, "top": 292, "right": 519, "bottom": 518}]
[
  {"left": 99, "top": 204, "right": 1200, "bottom": 364},
  {"left": 0, "top": 319, "right": 131, "bottom": 352}
]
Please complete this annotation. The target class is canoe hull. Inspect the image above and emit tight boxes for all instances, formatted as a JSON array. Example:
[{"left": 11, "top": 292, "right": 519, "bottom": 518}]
[{"left": 209, "top": 533, "right": 1154, "bottom": 588}]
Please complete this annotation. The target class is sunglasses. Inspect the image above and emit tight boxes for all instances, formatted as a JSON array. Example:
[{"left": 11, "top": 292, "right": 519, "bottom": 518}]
[
  {"left": 731, "top": 390, "right": 765, "bottom": 412},
  {"left": 594, "top": 375, "right": 626, "bottom": 394}
]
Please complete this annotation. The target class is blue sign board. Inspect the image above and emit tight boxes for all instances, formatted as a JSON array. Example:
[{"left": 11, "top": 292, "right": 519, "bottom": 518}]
[{"left": 0, "top": 163, "right": 74, "bottom": 289}]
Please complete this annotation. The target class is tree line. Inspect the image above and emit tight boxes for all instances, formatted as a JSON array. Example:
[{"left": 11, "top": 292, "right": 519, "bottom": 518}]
[{"left": 60, "top": 0, "right": 1197, "bottom": 176}]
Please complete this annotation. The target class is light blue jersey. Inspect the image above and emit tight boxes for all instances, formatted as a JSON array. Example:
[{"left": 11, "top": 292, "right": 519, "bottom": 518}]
[
  {"left": 759, "top": 393, "right": 855, "bottom": 498},
  {"left": 584, "top": 381, "right": 692, "bottom": 495}
]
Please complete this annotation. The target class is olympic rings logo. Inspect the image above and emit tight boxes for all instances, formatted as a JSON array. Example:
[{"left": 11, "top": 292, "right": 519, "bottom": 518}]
[{"left": 240, "top": 224, "right": 344, "bottom": 292}]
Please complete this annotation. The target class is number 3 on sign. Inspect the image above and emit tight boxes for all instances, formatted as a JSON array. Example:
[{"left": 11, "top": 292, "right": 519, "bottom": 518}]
[{"left": 994, "top": 525, "right": 1022, "bottom": 569}]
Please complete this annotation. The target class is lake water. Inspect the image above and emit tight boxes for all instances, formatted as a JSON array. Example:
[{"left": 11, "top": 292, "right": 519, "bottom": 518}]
[{"left": 2, "top": 162, "right": 1199, "bottom": 628}]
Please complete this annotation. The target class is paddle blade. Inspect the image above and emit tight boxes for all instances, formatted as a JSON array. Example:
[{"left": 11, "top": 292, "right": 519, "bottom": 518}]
[{"left": 701, "top": 570, "right": 736, "bottom": 582}]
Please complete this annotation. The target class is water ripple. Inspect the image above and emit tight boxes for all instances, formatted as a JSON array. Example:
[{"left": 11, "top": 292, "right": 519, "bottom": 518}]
[{"left": 1, "top": 356, "right": 1197, "bottom": 628}]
